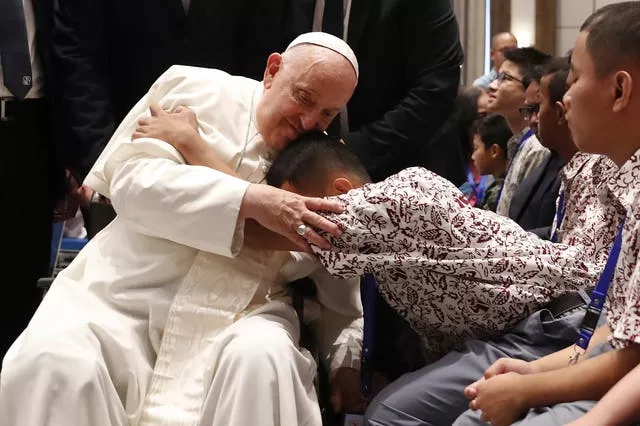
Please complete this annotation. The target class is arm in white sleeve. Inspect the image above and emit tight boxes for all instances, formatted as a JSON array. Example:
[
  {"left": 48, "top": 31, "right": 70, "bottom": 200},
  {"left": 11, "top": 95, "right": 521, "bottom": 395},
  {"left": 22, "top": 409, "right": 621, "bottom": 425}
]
[
  {"left": 310, "top": 267, "right": 363, "bottom": 374},
  {"left": 105, "top": 139, "right": 249, "bottom": 257}
]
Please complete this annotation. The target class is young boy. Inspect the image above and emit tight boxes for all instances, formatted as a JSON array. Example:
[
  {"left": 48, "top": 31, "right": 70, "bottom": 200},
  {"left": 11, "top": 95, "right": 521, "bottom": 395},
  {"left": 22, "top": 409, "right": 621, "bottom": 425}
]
[
  {"left": 455, "top": 3, "right": 640, "bottom": 425},
  {"left": 471, "top": 113, "right": 511, "bottom": 211}
]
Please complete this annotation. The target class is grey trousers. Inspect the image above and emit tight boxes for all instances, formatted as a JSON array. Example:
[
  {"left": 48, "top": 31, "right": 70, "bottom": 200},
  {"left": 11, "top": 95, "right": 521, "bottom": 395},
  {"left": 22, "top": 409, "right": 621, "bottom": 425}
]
[
  {"left": 364, "top": 307, "right": 587, "bottom": 426},
  {"left": 452, "top": 342, "right": 613, "bottom": 426}
]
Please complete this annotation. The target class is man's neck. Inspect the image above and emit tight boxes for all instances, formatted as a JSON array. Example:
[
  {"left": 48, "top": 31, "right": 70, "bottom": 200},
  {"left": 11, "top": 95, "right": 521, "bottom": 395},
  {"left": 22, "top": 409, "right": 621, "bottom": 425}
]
[
  {"left": 492, "top": 163, "right": 507, "bottom": 179},
  {"left": 504, "top": 114, "right": 527, "bottom": 135},
  {"left": 555, "top": 133, "right": 579, "bottom": 163}
]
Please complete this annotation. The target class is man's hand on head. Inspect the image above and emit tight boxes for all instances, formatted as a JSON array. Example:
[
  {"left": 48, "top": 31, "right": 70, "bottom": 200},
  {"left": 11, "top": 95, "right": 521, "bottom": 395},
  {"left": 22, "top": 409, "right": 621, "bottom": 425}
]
[{"left": 239, "top": 184, "right": 343, "bottom": 252}]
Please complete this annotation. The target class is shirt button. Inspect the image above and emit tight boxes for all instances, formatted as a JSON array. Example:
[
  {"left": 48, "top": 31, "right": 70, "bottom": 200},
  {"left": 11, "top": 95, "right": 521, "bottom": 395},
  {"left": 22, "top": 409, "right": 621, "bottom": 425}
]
[{"left": 262, "top": 165, "right": 269, "bottom": 173}]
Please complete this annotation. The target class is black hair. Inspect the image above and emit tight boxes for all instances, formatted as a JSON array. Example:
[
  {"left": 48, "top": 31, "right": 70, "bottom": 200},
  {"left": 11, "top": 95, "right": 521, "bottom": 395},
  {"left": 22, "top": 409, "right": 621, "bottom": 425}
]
[
  {"left": 522, "top": 64, "right": 545, "bottom": 89},
  {"left": 580, "top": 1, "right": 640, "bottom": 76},
  {"left": 455, "top": 85, "right": 487, "bottom": 161},
  {"left": 502, "top": 47, "right": 552, "bottom": 80},
  {"left": 541, "top": 55, "right": 571, "bottom": 104},
  {"left": 265, "top": 131, "right": 371, "bottom": 193},
  {"left": 474, "top": 113, "right": 512, "bottom": 154}
]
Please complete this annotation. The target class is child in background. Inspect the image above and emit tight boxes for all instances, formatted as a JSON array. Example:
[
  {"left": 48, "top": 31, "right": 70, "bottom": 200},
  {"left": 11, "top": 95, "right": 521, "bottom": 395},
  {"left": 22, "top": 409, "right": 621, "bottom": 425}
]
[{"left": 471, "top": 113, "right": 512, "bottom": 211}]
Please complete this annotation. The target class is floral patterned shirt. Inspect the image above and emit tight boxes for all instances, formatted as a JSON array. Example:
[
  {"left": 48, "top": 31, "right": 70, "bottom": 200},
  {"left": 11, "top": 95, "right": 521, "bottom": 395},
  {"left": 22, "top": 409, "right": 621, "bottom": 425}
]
[
  {"left": 604, "top": 149, "right": 640, "bottom": 348},
  {"left": 554, "top": 153, "right": 623, "bottom": 264},
  {"left": 312, "top": 167, "right": 600, "bottom": 359}
]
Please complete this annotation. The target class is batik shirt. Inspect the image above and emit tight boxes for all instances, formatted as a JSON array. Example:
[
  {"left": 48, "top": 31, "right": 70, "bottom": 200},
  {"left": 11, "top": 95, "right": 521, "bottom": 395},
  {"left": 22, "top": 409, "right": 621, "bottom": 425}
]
[
  {"left": 554, "top": 152, "right": 623, "bottom": 264},
  {"left": 496, "top": 129, "right": 550, "bottom": 216},
  {"left": 313, "top": 167, "right": 600, "bottom": 359},
  {"left": 604, "top": 149, "right": 640, "bottom": 348}
]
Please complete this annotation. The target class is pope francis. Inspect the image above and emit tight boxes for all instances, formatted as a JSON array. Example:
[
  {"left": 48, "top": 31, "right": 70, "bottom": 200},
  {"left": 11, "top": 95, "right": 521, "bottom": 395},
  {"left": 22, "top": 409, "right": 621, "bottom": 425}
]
[{"left": 0, "top": 33, "right": 362, "bottom": 426}]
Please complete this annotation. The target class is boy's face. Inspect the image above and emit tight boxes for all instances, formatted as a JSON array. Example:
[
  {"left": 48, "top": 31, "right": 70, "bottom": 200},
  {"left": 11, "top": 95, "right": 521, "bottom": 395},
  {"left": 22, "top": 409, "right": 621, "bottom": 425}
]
[
  {"left": 537, "top": 74, "right": 567, "bottom": 152},
  {"left": 471, "top": 134, "right": 497, "bottom": 176},
  {"left": 523, "top": 81, "right": 541, "bottom": 138},
  {"left": 487, "top": 60, "right": 526, "bottom": 116},
  {"left": 564, "top": 31, "right": 613, "bottom": 155}
]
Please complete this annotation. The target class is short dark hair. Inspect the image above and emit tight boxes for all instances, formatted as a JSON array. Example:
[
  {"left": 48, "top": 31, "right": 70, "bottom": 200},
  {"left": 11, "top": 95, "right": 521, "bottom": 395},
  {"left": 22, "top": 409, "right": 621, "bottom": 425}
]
[
  {"left": 580, "top": 1, "right": 640, "bottom": 76},
  {"left": 522, "top": 64, "right": 545, "bottom": 89},
  {"left": 265, "top": 131, "right": 371, "bottom": 193},
  {"left": 474, "top": 113, "right": 511, "bottom": 154},
  {"left": 541, "top": 56, "right": 571, "bottom": 104},
  {"left": 502, "top": 47, "right": 552, "bottom": 79}
]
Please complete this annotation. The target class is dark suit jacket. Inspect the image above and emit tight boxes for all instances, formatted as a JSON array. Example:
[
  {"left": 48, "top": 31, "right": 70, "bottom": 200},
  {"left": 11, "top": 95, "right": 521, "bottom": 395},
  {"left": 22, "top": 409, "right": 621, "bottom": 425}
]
[
  {"left": 295, "top": 0, "right": 465, "bottom": 183},
  {"left": 53, "top": 0, "right": 299, "bottom": 179},
  {"left": 508, "top": 150, "right": 564, "bottom": 239}
]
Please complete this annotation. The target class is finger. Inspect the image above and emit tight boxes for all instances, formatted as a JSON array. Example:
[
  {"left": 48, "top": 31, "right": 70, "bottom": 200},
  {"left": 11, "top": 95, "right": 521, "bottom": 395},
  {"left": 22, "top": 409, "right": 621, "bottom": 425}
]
[
  {"left": 303, "top": 228, "right": 332, "bottom": 250},
  {"left": 464, "top": 384, "right": 478, "bottom": 400},
  {"left": 137, "top": 116, "right": 152, "bottom": 126},
  {"left": 149, "top": 104, "right": 167, "bottom": 117},
  {"left": 302, "top": 211, "right": 342, "bottom": 238},
  {"left": 469, "top": 398, "right": 479, "bottom": 411},
  {"left": 132, "top": 131, "right": 146, "bottom": 140},
  {"left": 304, "top": 197, "right": 344, "bottom": 214},
  {"left": 484, "top": 360, "right": 505, "bottom": 380}
]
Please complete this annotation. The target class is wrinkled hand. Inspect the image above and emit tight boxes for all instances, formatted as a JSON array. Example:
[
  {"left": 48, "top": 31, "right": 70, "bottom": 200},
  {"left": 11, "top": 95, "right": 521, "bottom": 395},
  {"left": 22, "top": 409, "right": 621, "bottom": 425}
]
[
  {"left": 330, "top": 368, "right": 365, "bottom": 414},
  {"left": 468, "top": 372, "right": 529, "bottom": 426},
  {"left": 240, "top": 184, "right": 343, "bottom": 251},
  {"left": 132, "top": 104, "right": 201, "bottom": 158},
  {"left": 464, "top": 357, "right": 536, "bottom": 400}
]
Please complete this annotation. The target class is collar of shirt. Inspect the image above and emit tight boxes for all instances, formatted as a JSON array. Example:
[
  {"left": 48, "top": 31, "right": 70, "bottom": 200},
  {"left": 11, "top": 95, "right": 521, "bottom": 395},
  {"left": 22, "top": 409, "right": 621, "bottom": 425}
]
[
  {"left": 607, "top": 147, "right": 640, "bottom": 212},
  {"left": 506, "top": 127, "right": 532, "bottom": 162}
]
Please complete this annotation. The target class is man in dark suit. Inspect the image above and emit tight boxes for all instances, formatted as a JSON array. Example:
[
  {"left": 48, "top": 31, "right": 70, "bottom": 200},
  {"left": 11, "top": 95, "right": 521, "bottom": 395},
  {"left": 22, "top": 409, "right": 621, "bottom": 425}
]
[
  {"left": 0, "top": 0, "right": 64, "bottom": 360},
  {"left": 53, "top": 0, "right": 300, "bottom": 187},
  {"left": 508, "top": 58, "right": 576, "bottom": 239},
  {"left": 298, "top": 0, "right": 465, "bottom": 184}
]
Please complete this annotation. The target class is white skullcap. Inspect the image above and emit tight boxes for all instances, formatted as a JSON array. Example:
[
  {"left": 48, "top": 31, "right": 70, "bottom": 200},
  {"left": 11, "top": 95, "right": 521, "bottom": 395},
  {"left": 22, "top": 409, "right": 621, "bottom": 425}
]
[{"left": 285, "top": 32, "right": 359, "bottom": 79}]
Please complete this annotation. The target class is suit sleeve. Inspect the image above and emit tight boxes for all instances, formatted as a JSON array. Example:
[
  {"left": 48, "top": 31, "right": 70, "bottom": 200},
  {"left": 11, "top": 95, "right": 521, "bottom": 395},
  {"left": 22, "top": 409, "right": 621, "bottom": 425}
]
[
  {"left": 52, "top": 0, "right": 114, "bottom": 180},
  {"left": 344, "top": 0, "right": 464, "bottom": 180}
]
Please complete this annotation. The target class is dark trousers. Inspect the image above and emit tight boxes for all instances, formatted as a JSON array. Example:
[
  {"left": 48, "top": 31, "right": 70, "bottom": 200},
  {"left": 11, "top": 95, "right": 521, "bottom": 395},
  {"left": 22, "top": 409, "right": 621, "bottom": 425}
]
[{"left": 0, "top": 99, "right": 55, "bottom": 361}]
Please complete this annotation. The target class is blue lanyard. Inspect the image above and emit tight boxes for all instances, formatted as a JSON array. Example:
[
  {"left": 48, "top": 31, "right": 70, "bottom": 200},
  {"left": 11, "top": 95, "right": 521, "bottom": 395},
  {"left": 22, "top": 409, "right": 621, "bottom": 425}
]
[
  {"left": 550, "top": 191, "right": 565, "bottom": 243},
  {"left": 496, "top": 128, "right": 534, "bottom": 204},
  {"left": 360, "top": 273, "right": 376, "bottom": 399},
  {"left": 574, "top": 218, "right": 626, "bottom": 354}
]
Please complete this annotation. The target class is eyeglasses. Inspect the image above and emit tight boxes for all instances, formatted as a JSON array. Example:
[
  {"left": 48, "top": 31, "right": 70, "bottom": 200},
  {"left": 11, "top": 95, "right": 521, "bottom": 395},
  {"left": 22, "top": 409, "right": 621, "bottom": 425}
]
[
  {"left": 519, "top": 104, "right": 540, "bottom": 121},
  {"left": 496, "top": 71, "right": 523, "bottom": 86}
]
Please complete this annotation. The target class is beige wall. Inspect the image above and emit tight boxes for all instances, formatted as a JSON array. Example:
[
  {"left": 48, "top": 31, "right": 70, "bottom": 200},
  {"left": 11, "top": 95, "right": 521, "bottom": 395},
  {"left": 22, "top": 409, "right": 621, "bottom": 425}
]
[{"left": 556, "top": 0, "right": 631, "bottom": 55}]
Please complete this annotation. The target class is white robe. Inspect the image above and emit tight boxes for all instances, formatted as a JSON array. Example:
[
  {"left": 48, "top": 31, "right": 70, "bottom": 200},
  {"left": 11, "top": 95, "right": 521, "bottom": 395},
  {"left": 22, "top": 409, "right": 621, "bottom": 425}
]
[{"left": 0, "top": 65, "right": 362, "bottom": 426}]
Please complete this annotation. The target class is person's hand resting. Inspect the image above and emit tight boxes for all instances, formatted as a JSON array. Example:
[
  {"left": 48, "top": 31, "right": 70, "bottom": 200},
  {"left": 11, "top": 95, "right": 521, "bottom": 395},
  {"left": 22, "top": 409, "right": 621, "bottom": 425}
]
[
  {"left": 330, "top": 367, "right": 366, "bottom": 414},
  {"left": 464, "top": 358, "right": 538, "bottom": 426},
  {"left": 240, "top": 183, "right": 343, "bottom": 251}
]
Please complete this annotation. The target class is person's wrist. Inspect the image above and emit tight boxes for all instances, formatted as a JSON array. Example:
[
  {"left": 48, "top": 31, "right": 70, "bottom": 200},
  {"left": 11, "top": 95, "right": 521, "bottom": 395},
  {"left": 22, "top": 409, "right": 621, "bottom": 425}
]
[{"left": 239, "top": 184, "right": 258, "bottom": 219}]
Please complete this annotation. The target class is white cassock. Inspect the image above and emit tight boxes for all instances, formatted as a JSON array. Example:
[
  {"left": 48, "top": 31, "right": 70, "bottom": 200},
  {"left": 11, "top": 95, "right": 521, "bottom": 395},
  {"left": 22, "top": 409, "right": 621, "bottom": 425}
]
[{"left": 0, "top": 65, "right": 362, "bottom": 426}]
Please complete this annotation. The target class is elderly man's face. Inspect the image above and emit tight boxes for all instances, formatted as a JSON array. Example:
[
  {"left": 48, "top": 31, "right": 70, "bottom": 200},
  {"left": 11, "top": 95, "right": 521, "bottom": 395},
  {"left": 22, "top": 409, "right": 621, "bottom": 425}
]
[{"left": 256, "top": 50, "right": 356, "bottom": 151}]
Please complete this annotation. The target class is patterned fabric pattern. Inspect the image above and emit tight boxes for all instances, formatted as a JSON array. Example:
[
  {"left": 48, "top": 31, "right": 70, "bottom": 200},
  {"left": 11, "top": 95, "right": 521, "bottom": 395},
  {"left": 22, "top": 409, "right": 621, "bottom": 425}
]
[
  {"left": 312, "top": 167, "right": 600, "bottom": 359},
  {"left": 554, "top": 153, "right": 623, "bottom": 264},
  {"left": 604, "top": 150, "right": 640, "bottom": 348}
]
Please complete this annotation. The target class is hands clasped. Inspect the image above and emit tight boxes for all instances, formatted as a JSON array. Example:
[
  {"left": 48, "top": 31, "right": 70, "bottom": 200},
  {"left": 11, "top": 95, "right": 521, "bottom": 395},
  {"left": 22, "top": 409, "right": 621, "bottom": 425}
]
[{"left": 463, "top": 358, "right": 537, "bottom": 426}]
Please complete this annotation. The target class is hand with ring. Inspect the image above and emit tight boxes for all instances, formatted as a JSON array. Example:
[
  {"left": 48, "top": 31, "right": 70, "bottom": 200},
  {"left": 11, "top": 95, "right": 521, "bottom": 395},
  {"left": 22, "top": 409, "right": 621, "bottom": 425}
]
[{"left": 240, "top": 183, "right": 343, "bottom": 251}]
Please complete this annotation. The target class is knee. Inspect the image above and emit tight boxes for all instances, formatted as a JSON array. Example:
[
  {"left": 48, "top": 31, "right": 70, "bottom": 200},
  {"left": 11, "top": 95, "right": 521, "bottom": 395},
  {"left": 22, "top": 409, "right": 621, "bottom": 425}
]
[
  {"left": 222, "top": 327, "right": 295, "bottom": 369},
  {"left": 2, "top": 340, "right": 108, "bottom": 394}
]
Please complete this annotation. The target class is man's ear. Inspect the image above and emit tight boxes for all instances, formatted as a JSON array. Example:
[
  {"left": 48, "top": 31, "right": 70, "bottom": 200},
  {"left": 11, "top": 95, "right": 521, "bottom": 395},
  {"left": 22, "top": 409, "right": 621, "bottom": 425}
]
[
  {"left": 612, "top": 71, "right": 632, "bottom": 113},
  {"left": 488, "top": 144, "right": 500, "bottom": 159},
  {"left": 333, "top": 177, "right": 354, "bottom": 195},
  {"left": 263, "top": 53, "right": 283, "bottom": 89},
  {"left": 555, "top": 101, "right": 567, "bottom": 124}
]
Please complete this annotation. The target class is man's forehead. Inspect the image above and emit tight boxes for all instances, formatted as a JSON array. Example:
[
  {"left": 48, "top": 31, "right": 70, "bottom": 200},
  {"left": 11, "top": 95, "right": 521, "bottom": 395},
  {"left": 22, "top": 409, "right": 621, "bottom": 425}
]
[{"left": 500, "top": 60, "right": 520, "bottom": 76}]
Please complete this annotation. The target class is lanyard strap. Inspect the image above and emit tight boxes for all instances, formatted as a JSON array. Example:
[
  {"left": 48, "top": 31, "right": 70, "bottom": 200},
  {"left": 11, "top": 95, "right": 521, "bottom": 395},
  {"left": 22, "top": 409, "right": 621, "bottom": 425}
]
[
  {"left": 360, "top": 273, "right": 376, "bottom": 399},
  {"left": 574, "top": 218, "right": 626, "bottom": 352},
  {"left": 496, "top": 128, "right": 534, "bottom": 205},
  {"left": 550, "top": 191, "right": 566, "bottom": 243}
]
